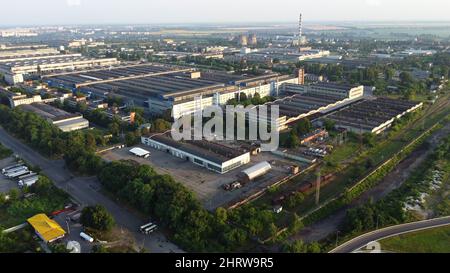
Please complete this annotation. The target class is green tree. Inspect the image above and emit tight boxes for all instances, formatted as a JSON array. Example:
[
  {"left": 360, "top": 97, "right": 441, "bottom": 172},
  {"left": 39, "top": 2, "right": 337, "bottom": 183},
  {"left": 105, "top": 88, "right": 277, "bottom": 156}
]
[
  {"left": 323, "top": 119, "right": 336, "bottom": 131},
  {"left": 285, "top": 131, "right": 300, "bottom": 148},
  {"left": 80, "top": 205, "right": 115, "bottom": 231},
  {"left": 293, "top": 118, "right": 312, "bottom": 136}
]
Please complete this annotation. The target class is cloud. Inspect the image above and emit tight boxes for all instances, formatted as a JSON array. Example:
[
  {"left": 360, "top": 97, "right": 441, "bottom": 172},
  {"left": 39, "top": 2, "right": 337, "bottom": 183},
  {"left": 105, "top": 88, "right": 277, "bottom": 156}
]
[
  {"left": 365, "top": 0, "right": 382, "bottom": 7},
  {"left": 66, "top": 0, "right": 81, "bottom": 7}
]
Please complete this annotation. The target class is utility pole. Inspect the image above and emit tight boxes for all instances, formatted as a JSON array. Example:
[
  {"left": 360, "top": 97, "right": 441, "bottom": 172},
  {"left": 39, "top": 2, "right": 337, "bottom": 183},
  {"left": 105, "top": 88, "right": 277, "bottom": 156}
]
[
  {"left": 66, "top": 219, "right": 71, "bottom": 235},
  {"left": 315, "top": 167, "right": 321, "bottom": 206},
  {"left": 335, "top": 230, "right": 340, "bottom": 247}
]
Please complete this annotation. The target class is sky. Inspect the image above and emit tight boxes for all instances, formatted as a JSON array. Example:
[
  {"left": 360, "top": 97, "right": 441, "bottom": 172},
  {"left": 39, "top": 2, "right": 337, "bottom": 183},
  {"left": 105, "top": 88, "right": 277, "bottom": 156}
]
[{"left": 2, "top": 0, "right": 450, "bottom": 26}]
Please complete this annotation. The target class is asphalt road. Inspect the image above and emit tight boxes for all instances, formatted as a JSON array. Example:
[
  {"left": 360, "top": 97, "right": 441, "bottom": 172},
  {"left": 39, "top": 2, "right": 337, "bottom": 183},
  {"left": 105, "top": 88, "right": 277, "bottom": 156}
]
[
  {"left": 0, "top": 127, "right": 183, "bottom": 253},
  {"left": 329, "top": 216, "right": 450, "bottom": 253}
]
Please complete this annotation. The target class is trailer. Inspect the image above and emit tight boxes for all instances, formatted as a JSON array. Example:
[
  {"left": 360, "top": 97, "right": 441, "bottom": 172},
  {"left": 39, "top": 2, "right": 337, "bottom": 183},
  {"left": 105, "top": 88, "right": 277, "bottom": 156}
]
[
  {"left": 3, "top": 166, "right": 27, "bottom": 175},
  {"left": 2, "top": 163, "right": 25, "bottom": 174},
  {"left": 5, "top": 168, "right": 30, "bottom": 178},
  {"left": 18, "top": 174, "right": 39, "bottom": 187},
  {"left": 18, "top": 172, "right": 37, "bottom": 180}
]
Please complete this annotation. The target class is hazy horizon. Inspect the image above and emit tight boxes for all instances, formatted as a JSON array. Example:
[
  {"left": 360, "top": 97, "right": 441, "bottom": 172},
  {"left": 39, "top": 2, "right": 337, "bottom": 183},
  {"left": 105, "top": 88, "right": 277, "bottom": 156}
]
[{"left": 2, "top": 0, "right": 450, "bottom": 26}]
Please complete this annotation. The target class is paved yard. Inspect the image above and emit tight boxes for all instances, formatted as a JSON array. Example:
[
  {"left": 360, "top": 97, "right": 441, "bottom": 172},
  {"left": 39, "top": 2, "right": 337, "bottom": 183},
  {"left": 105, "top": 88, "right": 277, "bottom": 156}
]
[
  {"left": 0, "top": 157, "right": 19, "bottom": 193},
  {"left": 101, "top": 144, "right": 300, "bottom": 210}
]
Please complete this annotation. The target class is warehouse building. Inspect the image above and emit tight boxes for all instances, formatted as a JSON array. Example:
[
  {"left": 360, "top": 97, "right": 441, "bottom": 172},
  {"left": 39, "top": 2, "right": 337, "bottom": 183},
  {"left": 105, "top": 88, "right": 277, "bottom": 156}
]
[
  {"left": 141, "top": 134, "right": 251, "bottom": 174},
  {"left": 0, "top": 87, "right": 43, "bottom": 107},
  {"left": 19, "top": 103, "right": 89, "bottom": 132},
  {"left": 251, "top": 90, "right": 363, "bottom": 131},
  {"left": 0, "top": 47, "right": 119, "bottom": 84},
  {"left": 325, "top": 97, "right": 423, "bottom": 134},
  {"left": 43, "top": 63, "right": 299, "bottom": 119},
  {"left": 282, "top": 82, "right": 364, "bottom": 100}
]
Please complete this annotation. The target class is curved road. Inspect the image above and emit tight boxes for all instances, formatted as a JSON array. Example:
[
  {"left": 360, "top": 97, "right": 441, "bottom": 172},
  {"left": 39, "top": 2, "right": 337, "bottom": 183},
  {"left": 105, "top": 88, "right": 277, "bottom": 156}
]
[{"left": 330, "top": 216, "right": 450, "bottom": 253}]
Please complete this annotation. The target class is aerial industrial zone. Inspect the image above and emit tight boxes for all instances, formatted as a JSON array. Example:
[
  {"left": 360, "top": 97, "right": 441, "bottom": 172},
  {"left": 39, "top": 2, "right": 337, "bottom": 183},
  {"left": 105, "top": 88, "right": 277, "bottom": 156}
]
[{"left": 0, "top": 6, "right": 449, "bottom": 258}]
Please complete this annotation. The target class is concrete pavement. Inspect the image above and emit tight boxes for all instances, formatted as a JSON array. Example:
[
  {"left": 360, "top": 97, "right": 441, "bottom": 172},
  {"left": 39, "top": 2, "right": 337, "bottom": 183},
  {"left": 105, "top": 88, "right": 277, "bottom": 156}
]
[
  {"left": 329, "top": 216, "right": 450, "bottom": 253},
  {"left": 0, "top": 127, "right": 183, "bottom": 253}
]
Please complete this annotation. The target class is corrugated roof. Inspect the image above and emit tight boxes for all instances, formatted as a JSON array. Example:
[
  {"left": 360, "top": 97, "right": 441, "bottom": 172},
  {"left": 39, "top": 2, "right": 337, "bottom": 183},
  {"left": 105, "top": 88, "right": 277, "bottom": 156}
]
[{"left": 27, "top": 213, "right": 66, "bottom": 243}]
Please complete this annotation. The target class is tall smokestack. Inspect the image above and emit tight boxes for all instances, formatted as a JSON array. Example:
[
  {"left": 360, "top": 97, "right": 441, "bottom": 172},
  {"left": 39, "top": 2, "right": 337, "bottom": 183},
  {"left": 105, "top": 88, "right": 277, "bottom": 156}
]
[{"left": 298, "top": 13, "right": 303, "bottom": 45}]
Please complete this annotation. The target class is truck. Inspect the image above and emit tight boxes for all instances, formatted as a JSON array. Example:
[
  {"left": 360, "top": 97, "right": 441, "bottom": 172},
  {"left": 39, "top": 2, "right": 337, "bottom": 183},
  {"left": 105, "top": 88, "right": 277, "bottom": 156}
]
[
  {"left": 3, "top": 165, "right": 27, "bottom": 176},
  {"left": 18, "top": 174, "right": 39, "bottom": 187},
  {"left": 2, "top": 163, "right": 25, "bottom": 174},
  {"left": 5, "top": 168, "right": 30, "bottom": 178}
]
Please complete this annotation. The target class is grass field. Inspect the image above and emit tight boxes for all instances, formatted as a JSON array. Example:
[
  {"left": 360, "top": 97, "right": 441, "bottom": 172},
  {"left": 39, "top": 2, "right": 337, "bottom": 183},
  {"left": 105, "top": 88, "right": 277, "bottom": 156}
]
[{"left": 380, "top": 225, "right": 450, "bottom": 253}]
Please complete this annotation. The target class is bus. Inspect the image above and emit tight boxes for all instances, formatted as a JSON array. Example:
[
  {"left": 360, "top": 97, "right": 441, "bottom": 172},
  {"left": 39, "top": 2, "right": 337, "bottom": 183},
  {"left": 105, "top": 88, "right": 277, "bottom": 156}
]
[
  {"left": 143, "top": 224, "right": 158, "bottom": 234},
  {"left": 139, "top": 222, "right": 153, "bottom": 232},
  {"left": 140, "top": 222, "right": 157, "bottom": 234}
]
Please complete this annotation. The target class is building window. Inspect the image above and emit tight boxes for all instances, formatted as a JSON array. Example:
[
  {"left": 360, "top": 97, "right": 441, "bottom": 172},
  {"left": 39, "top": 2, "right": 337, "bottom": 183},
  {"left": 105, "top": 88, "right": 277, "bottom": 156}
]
[
  {"left": 193, "top": 158, "right": 204, "bottom": 166},
  {"left": 207, "top": 164, "right": 222, "bottom": 173}
]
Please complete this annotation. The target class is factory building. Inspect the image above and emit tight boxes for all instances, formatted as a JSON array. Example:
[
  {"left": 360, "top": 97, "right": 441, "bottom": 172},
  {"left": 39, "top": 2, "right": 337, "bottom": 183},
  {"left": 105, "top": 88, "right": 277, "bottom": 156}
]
[
  {"left": 325, "top": 97, "right": 423, "bottom": 134},
  {"left": 247, "top": 48, "right": 330, "bottom": 63},
  {"left": 282, "top": 82, "right": 364, "bottom": 100},
  {"left": 251, "top": 91, "right": 362, "bottom": 131},
  {"left": 43, "top": 63, "right": 299, "bottom": 119},
  {"left": 0, "top": 47, "right": 119, "bottom": 85},
  {"left": 19, "top": 103, "right": 89, "bottom": 132},
  {"left": 141, "top": 134, "right": 251, "bottom": 174},
  {"left": 0, "top": 87, "right": 42, "bottom": 107}
]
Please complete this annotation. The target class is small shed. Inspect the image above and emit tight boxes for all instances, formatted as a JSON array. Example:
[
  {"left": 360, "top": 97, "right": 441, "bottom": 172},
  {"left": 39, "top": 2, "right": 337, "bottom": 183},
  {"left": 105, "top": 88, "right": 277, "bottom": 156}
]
[{"left": 239, "top": 161, "right": 272, "bottom": 183}]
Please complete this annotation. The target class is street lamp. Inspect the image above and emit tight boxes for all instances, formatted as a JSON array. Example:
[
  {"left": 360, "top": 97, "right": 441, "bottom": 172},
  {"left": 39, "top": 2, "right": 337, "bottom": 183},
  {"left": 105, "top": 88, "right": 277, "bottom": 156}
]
[{"left": 335, "top": 230, "right": 340, "bottom": 247}]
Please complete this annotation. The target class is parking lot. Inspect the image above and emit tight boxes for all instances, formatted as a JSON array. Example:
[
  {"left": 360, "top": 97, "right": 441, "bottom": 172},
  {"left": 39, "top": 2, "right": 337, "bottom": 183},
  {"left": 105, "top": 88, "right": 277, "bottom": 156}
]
[
  {"left": 0, "top": 156, "right": 20, "bottom": 193},
  {"left": 101, "top": 144, "right": 301, "bottom": 210}
]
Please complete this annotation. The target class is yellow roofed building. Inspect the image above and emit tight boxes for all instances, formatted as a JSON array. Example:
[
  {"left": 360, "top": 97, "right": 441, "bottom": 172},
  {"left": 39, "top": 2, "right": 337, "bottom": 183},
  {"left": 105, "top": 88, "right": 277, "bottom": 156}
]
[{"left": 27, "top": 214, "right": 66, "bottom": 243}]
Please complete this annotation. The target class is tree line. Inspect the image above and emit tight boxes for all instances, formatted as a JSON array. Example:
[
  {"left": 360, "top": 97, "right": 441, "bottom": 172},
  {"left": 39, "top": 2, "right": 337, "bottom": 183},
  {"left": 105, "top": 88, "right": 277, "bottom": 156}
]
[{"left": 0, "top": 105, "right": 103, "bottom": 175}]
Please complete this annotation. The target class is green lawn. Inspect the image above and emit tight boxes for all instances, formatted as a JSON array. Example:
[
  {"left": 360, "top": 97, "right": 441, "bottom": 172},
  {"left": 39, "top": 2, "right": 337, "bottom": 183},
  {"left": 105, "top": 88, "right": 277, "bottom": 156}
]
[{"left": 380, "top": 225, "right": 450, "bottom": 253}]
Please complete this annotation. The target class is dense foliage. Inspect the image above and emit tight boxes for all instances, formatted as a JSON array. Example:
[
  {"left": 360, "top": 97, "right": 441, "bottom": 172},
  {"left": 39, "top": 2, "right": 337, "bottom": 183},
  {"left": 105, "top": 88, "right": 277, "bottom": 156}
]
[
  {"left": 344, "top": 134, "right": 450, "bottom": 233},
  {"left": 0, "top": 105, "right": 103, "bottom": 174},
  {"left": 80, "top": 205, "right": 115, "bottom": 231},
  {"left": 98, "top": 161, "right": 288, "bottom": 252},
  {"left": 0, "top": 176, "right": 69, "bottom": 227}
]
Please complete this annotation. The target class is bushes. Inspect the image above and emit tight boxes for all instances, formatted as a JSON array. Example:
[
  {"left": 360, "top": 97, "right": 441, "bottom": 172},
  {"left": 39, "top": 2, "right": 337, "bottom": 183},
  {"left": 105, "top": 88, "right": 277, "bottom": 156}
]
[
  {"left": 343, "top": 133, "right": 450, "bottom": 235},
  {"left": 1, "top": 176, "right": 69, "bottom": 226},
  {"left": 282, "top": 240, "right": 322, "bottom": 253},
  {"left": 80, "top": 205, "right": 115, "bottom": 232}
]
